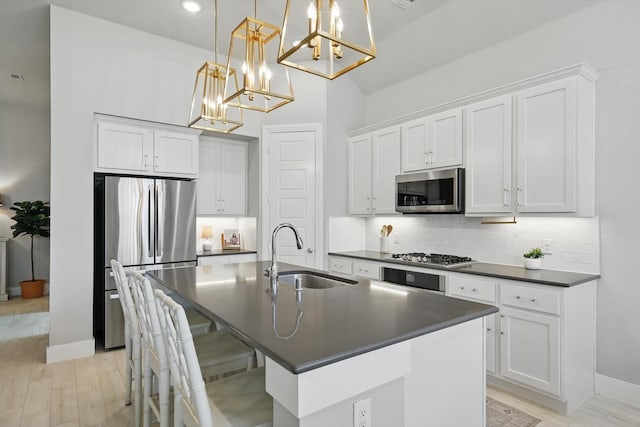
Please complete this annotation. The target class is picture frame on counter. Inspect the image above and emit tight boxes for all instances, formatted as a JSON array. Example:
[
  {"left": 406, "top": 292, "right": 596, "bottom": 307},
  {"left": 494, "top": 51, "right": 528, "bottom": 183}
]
[{"left": 222, "top": 229, "right": 241, "bottom": 249}]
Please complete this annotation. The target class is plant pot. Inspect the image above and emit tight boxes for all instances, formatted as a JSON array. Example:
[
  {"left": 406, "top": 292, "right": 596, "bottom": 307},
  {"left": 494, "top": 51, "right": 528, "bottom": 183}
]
[
  {"left": 523, "top": 258, "right": 542, "bottom": 270},
  {"left": 20, "top": 279, "right": 45, "bottom": 299}
]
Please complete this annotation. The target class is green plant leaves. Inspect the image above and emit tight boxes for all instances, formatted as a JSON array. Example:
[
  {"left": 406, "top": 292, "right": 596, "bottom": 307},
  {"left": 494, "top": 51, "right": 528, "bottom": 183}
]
[{"left": 10, "top": 200, "right": 50, "bottom": 239}]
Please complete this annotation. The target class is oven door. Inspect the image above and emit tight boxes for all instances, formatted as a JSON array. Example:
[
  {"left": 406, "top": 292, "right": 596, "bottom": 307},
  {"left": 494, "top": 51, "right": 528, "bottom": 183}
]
[
  {"left": 395, "top": 168, "right": 464, "bottom": 213},
  {"left": 382, "top": 267, "right": 445, "bottom": 294}
]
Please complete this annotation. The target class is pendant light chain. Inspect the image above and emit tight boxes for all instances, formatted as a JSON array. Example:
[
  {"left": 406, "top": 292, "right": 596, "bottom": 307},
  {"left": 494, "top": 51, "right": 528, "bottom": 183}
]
[{"left": 214, "top": 0, "right": 218, "bottom": 64}]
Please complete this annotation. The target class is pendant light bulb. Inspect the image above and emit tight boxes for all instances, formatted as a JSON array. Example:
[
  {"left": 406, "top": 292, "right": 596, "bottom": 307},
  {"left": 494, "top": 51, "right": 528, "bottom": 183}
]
[{"left": 307, "top": 2, "right": 316, "bottom": 20}]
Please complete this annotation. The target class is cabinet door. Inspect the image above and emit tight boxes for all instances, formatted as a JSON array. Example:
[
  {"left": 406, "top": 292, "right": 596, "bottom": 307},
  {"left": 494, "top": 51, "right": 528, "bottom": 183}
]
[
  {"left": 429, "top": 108, "right": 463, "bottom": 169},
  {"left": 348, "top": 134, "right": 372, "bottom": 215},
  {"left": 516, "top": 78, "right": 576, "bottom": 213},
  {"left": 197, "top": 140, "right": 221, "bottom": 215},
  {"left": 465, "top": 95, "right": 513, "bottom": 214},
  {"left": 218, "top": 142, "right": 247, "bottom": 215},
  {"left": 486, "top": 313, "right": 497, "bottom": 374},
  {"left": 499, "top": 307, "right": 560, "bottom": 395},
  {"left": 371, "top": 126, "right": 401, "bottom": 214},
  {"left": 96, "top": 121, "right": 153, "bottom": 172},
  {"left": 400, "top": 117, "right": 429, "bottom": 172},
  {"left": 352, "top": 260, "right": 380, "bottom": 279},
  {"left": 153, "top": 130, "right": 199, "bottom": 176}
]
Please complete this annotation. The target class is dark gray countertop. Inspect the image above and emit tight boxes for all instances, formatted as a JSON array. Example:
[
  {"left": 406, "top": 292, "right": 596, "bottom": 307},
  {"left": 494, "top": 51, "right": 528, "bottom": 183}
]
[
  {"left": 196, "top": 249, "right": 257, "bottom": 257},
  {"left": 146, "top": 261, "right": 497, "bottom": 374},
  {"left": 328, "top": 251, "right": 600, "bottom": 287}
]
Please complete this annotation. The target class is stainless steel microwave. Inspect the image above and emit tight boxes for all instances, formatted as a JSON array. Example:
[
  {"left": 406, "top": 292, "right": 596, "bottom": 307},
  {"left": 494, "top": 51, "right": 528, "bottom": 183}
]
[{"left": 395, "top": 168, "right": 464, "bottom": 213}]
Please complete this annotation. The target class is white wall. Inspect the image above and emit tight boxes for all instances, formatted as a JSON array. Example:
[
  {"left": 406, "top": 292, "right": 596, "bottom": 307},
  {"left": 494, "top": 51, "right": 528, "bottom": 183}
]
[
  {"left": 0, "top": 103, "right": 50, "bottom": 294},
  {"left": 362, "top": 0, "right": 640, "bottom": 386},
  {"left": 49, "top": 6, "right": 336, "bottom": 355}
]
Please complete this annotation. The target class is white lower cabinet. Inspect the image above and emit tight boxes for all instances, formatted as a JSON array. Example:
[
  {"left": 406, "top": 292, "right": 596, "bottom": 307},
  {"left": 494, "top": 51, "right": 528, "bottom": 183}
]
[
  {"left": 499, "top": 306, "right": 560, "bottom": 395},
  {"left": 447, "top": 274, "right": 596, "bottom": 413},
  {"left": 198, "top": 253, "right": 257, "bottom": 266},
  {"left": 352, "top": 260, "right": 380, "bottom": 280},
  {"left": 329, "top": 257, "right": 353, "bottom": 275},
  {"left": 329, "top": 257, "right": 380, "bottom": 280},
  {"left": 485, "top": 313, "right": 497, "bottom": 374}
]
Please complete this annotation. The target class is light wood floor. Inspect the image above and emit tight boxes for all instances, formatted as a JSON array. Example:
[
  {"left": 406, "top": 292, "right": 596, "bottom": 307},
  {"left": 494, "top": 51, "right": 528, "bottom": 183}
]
[{"left": 1, "top": 296, "right": 639, "bottom": 427}]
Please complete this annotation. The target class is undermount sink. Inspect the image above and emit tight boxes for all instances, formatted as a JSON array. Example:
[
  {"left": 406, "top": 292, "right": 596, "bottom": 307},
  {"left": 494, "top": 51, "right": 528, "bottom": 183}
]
[{"left": 277, "top": 271, "right": 358, "bottom": 289}]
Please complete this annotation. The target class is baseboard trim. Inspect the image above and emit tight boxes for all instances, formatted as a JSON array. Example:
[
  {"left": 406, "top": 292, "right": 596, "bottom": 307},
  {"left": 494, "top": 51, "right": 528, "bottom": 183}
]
[
  {"left": 595, "top": 373, "right": 640, "bottom": 408},
  {"left": 46, "top": 338, "right": 95, "bottom": 364}
]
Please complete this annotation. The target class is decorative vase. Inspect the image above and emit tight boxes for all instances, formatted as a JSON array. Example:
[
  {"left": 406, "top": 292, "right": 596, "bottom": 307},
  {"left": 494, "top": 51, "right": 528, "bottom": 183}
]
[
  {"left": 523, "top": 258, "right": 542, "bottom": 270},
  {"left": 20, "top": 279, "right": 45, "bottom": 299}
]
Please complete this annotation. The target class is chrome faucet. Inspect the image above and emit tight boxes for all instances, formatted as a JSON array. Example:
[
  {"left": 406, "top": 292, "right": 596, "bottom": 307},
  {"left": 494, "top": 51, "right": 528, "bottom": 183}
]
[{"left": 268, "top": 223, "right": 304, "bottom": 291}]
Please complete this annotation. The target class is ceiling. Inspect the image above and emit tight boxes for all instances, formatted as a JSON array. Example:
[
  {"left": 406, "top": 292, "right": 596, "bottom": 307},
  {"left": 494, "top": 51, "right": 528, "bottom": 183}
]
[{"left": 0, "top": 0, "right": 600, "bottom": 109}]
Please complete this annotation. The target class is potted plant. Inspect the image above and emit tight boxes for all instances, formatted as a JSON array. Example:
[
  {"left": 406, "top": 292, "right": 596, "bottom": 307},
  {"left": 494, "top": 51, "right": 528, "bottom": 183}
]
[
  {"left": 523, "top": 247, "right": 544, "bottom": 270},
  {"left": 10, "top": 201, "right": 50, "bottom": 298}
]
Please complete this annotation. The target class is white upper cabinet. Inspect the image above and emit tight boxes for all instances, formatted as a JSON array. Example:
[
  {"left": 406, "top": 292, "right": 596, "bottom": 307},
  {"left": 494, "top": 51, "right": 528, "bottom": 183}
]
[
  {"left": 348, "top": 126, "right": 400, "bottom": 215},
  {"left": 401, "top": 107, "right": 463, "bottom": 173},
  {"left": 153, "top": 130, "right": 199, "bottom": 176},
  {"left": 465, "top": 72, "right": 595, "bottom": 217},
  {"left": 371, "top": 127, "right": 401, "bottom": 214},
  {"left": 95, "top": 115, "right": 200, "bottom": 178},
  {"left": 516, "top": 78, "right": 576, "bottom": 213},
  {"left": 348, "top": 133, "right": 372, "bottom": 215},
  {"left": 465, "top": 95, "right": 513, "bottom": 214},
  {"left": 197, "top": 138, "right": 247, "bottom": 216}
]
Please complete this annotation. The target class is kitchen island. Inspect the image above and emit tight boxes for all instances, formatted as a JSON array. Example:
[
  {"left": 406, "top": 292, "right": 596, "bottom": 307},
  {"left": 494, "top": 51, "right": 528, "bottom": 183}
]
[{"left": 147, "top": 262, "right": 497, "bottom": 426}]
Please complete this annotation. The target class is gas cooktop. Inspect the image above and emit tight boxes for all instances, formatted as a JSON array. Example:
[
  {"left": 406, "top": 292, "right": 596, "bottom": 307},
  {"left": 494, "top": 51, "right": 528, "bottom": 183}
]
[{"left": 387, "top": 252, "right": 476, "bottom": 268}]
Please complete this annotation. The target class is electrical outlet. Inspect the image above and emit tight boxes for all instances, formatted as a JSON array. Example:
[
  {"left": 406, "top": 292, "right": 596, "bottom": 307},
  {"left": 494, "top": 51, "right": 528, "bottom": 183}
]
[
  {"left": 541, "top": 238, "right": 552, "bottom": 255},
  {"left": 353, "top": 398, "right": 371, "bottom": 427}
]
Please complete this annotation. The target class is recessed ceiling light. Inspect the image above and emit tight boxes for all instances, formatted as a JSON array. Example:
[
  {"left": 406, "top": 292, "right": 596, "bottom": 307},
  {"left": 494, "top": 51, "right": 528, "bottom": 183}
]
[{"left": 181, "top": 1, "right": 202, "bottom": 13}]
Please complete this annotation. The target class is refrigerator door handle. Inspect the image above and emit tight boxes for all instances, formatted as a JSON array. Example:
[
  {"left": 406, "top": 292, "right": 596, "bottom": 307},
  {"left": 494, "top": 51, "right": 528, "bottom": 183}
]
[
  {"left": 148, "top": 186, "right": 153, "bottom": 258},
  {"left": 156, "top": 183, "right": 163, "bottom": 257}
]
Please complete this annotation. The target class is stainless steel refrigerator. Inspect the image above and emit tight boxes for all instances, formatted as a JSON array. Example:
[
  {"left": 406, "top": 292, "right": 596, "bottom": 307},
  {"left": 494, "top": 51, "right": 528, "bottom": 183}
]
[{"left": 94, "top": 175, "right": 196, "bottom": 348}]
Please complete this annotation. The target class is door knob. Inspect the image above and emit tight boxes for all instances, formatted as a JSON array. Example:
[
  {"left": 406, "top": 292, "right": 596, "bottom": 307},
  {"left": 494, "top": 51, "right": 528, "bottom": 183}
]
[{"left": 307, "top": 248, "right": 314, "bottom": 253}]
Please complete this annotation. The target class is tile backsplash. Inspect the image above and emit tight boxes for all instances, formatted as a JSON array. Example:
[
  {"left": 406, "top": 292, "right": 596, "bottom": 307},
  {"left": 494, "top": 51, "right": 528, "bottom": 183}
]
[{"left": 330, "top": 215, "right": 600, "bottom": 274}]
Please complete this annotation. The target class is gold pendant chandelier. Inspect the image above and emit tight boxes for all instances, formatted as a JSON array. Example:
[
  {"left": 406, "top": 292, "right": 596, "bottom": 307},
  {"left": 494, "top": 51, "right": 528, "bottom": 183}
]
[
  {"left": 188, "top": 0, "right": 243, "bottom": 133},
  {"left": 223, "top": 0, "right": 294, "bottom": 113},
  {"left": 278, "top": 0, "right": 376, "bottom": 80}
]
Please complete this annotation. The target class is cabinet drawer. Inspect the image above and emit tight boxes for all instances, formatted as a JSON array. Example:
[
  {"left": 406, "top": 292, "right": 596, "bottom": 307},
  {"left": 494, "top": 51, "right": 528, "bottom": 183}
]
[
  {"left": 352, "top": 261, "right": 379, "bottom": 279},
  {"left": 500, "top": 283, "right": 561, "bottom": 315},
  {"left": 329, "top": 258, "right": 352, "bottom": 275},
  {"left": 448, "top": 275, "right": 496, "bottom": 303}
]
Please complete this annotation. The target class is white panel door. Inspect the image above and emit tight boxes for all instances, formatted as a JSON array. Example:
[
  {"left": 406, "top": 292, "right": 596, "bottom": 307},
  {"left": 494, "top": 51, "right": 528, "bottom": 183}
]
[
  {"left": 401, "top": 117, "right": 429, "bottom": 172},
  {"left": 219, "top": 142, "right": 247, "bottom": 215},
  {"left": 371, "top": 126, "right": 401, "bottom": 214},
  {"left": 348, "top": 134, "right": 372, "bottom": 215},
  {"left": 429, "top": 107, "right": 463, "bottom": 169},
  {"left": 500, "top": 307, "right": 561, "bottom": 395},
  {"left": 197, "top": 140, "right": 221, "bottom": 214},
  {"left": 96, "top": 121, "right": 153, "bottom": 172},
  {"left": 516, "top": 78, "right": 576, "bottom": 213},
  {"left": 465, "top": 95, "right": 513, "bottom": 214},
  {"left": 153, "top": 130, "right": 199, "bottom": 176},
  {"left": 268, "top": 130, "right": 316, "bottom": 268}
]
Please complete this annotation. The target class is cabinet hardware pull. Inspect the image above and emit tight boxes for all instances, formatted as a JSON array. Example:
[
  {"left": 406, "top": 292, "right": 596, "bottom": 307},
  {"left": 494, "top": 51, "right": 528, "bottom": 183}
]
[
  {"left": 516, "top": 295, "right": 521, "bottom": 299},
  {"left": 472, "top": 288, "right": 477, "bottom": 292},
  {"left": 503, "top": 188, "right": 509, "bottom": 207},
  {"left": 460, "top": 286, "right": 465, "bottom": 290},
  {"left": 500, "top": 315, "right": 504, "bottom": 318},
  {"left": 487, "top": 328, "right": 492, "bottom": 332},
  {"left": 155, "top": 155, "right": 159, "bottom": 169},
  {"left": 530, "top": 298, "right": 536, "bottom": 302},
  {"left": 500, "top": 332, "right": 504, "bottom": 335},
  {"left": 517, "top": 187, "right": 523, "bottom": 207},
  {"left": 144, "top": 154, "right": 148, "bottom": 168}
]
